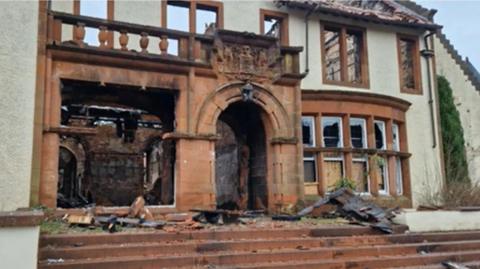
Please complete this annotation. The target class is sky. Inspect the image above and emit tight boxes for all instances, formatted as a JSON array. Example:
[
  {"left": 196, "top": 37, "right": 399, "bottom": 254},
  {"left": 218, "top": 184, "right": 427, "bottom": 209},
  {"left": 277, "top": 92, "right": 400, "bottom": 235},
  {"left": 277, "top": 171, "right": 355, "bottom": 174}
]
[{"left": 416, "top": 0, "right": 480, "bottom": 70}]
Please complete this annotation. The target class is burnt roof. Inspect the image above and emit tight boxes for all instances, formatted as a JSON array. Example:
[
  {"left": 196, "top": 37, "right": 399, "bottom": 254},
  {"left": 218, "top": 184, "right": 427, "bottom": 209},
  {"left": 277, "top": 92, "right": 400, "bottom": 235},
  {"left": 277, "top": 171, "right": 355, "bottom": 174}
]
[{"left": 276, "top": 0, "right": 441, "bottom": 30}]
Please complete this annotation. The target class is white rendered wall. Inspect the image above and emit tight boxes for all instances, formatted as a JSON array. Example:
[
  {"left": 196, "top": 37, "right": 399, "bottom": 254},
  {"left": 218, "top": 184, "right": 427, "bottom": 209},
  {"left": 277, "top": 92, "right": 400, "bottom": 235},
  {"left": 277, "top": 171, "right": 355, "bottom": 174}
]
[
  {"left": 434, "top": 36, "right": 480, "bottom": 184},
  {"left": 0, "top": 227, "right": 40, "bottom": 269},
  {"left": 0, "top": 1, "right": 39, "bottom": 211}
]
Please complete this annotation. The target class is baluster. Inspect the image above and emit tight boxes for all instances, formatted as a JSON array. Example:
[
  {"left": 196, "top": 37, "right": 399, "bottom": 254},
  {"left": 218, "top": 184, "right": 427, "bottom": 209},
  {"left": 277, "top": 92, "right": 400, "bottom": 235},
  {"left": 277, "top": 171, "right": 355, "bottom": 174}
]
[
  {"left": 159, "top": 35, "right": 169, "bottom": 55},
  {"left": 119, "top": 30, "right": 129, "bottom": 51},
  {"left": 98, "top": 26, "right": 108, "bottom": 49},
  {"left": 139, "top": 32, "right": 149, "bottom": 54},
  {"left": 74, "top": 22, "right": 86, "bottom": 47}
]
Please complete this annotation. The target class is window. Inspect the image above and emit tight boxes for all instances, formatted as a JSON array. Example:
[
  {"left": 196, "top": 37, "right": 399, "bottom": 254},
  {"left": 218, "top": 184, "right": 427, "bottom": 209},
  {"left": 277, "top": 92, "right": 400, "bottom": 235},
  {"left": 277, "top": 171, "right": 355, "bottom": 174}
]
[
  {"left": 352, "top": 154, "right": 369, "bottom": 193},
  {"left": 322, "top": 117, "right": 343, "bottom": 148},
  {"left": 374, "top": 120, "right": 386, "bottom": 150},
  {"left": 196, "top": 4, "right": 218, "bottom": 34},
  {"left": 303, "top": 153, "right": 317, "bottom": 183},
  {"left": 397, "top": 35, "right": 421, "bottom": 94},
  {"left": 395, "top": 158, "right": 403, "bottom": 195},
  {"left": 350, "top": 118, "right": 367, "bottom": 148},
  {"left": 166, "top": 2, "right": 190, "bottom": 32},
  {"left": 302, "top": 116, "right": 315, "bottom": 147},
  {"left": 324, "top": 152, "right": 344, "bottom": 192},
  {"left": 260, "top": 9, "right": 289, "bottom": 45},
  {"left": 392, "top": 123, "right": 400, "bottom": 151},
  {"left": 377, "top": 158, "right": 389, "bottom": 195},
  {"left": 321, "top": 23, "right": 368, "bottom": 87}
]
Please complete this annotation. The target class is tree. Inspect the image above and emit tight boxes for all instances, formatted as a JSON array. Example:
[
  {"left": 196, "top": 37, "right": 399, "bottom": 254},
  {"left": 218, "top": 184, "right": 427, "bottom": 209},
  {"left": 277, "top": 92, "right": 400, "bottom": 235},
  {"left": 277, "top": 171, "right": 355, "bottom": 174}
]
[{"left": 437, "top": 75, "right": 470, "bottom": 184}]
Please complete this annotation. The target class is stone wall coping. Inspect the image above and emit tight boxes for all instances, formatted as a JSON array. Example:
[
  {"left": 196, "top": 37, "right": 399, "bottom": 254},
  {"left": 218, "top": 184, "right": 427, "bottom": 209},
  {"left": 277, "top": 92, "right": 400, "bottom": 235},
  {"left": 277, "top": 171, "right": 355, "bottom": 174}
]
[{"left": 0, "top": 211, "right": 44, "bottom": 227}]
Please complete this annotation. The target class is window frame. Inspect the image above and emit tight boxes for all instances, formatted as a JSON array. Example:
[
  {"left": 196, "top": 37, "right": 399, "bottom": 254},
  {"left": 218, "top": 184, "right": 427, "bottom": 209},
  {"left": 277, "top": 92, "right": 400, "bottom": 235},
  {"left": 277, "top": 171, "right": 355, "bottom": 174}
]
[
  {"left": 395, "top": 157, "right": 403, "bottom": 195},
  {"left": 377, "top": 157, "right": 389, "bottom": 195},
  {"left": 302, "top": 116, "right": 316, "bottom": 147},
  {"left": 350, "top": 117, "right": 367, "bottom": 149},
  {"left": 397, "top": 34, "right": 422, "bottom": 95},
  {"left": 320, "top": 22, "right": 369, "bottom": 88},
  {"left": 322, "top": 116, "right": 343, "bottom": 148},
  {"left": 303, "top": 153, "right": 318, "bottom": 183},
  {"left": 392, "top": 123, "right": 400, "bottom": 151},
  {"left": 352, "top": 155, "right": 370, "bottom": 195},
  {"left": 374, "top": 120, "right": 387, "bottom": 150},
  {"left": 162, "top": 0, "right": 224, "bottom": 33},
  {"left": 260, "top": 9, "right": 289, "bottom": 45}
]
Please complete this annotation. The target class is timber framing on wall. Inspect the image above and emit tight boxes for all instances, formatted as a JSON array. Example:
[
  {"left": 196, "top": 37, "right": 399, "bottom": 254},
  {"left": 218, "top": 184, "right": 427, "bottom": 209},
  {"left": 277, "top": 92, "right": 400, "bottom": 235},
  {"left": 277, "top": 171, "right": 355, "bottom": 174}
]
[
  {"left": 397, "top": 33, "right": 423, "bottom": 95},
  {"left": 161, "top": 0, "right": 224, "bottom": 32},
  {"left": 259, "top": 9, "right": 289, "bottom": 46}
]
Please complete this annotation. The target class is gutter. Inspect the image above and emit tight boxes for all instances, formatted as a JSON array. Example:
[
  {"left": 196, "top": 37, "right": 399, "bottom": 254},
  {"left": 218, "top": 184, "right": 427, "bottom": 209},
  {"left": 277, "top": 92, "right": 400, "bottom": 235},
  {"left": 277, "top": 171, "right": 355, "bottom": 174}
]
[
  {"left": 420, "top": 31, "right": 437, "bottom": 148},
  {"left": 303, "top": 3, "right": 319, "bottom": 75}
]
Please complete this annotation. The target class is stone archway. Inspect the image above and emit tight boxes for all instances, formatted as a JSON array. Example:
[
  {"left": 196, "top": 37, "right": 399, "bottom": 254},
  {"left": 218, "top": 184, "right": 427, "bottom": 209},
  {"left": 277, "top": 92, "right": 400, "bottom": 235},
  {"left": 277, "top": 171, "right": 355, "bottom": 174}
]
[{"left": 195, "top": 82, "right": 297, "bottom": 211}]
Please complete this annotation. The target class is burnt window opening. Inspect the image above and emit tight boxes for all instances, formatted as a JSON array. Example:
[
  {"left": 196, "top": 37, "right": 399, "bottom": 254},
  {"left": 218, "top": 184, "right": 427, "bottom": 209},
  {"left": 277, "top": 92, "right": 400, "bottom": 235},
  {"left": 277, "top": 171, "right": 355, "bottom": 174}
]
[
  {"left": 196, "top": 4, "right": 218, "bottom": 34},
  {"left": 374, "top": 120, "right": 386, "bottom": 150},
  {"left": 350, "top": 117, "right": 366, "bottom": 148},
  {"left": 322, "top": 116, "right": 343, "bottom": 148},
  {"left": 303, "top": 153, "right": 317, "bottom": 183},
  {"left": 322, "top": 24, "right": 367, "bottom": 86},
  {"left": 261, "top": 10, "right": 288, "bottom": 45},
  {"left": 59, "top": 80, "right": 176, "bottom": 207},
  {"left": 398, "top": 35, "right": 421, "bottom": 93},
  {"left": 346, "top": 30, "right": 363, "bottom": 83},
  {"left": 302, "top": 116, "right": 315, "bottom": 147},
  {"left": 324, "top": 27, "right": 341, "bottom": 81}
]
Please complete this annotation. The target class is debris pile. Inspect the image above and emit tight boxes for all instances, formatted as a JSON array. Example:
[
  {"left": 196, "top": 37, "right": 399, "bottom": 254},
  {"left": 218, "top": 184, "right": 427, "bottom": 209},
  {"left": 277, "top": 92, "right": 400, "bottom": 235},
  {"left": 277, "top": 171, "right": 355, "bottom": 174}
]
[
  {"left": 64, "top": 196, "right": 166, "bottom": 233},
  {"left": 273, "top": 188, "right": 397, "bottom": 233}
]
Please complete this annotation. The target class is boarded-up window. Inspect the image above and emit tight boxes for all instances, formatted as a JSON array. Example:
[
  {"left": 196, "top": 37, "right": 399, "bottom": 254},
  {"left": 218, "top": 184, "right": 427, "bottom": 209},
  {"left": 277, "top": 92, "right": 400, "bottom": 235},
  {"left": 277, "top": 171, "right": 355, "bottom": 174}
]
[
  {"left": 302, "top": 116, "right": 315, "bottom": 147},
  {"left": 304, "top": 153, "right": 317, "bottom": 183},
  {"left": 324, "top": 152, "right": 344, "bottom": 191},
  {"left": 350, "top": 118, "right": 366, "bottom": 148},
  {"left": 398, "top": 35, "right": 421, "bottom": 93},
  {"left": 352, "top": 154, "right": 369, "bottom": 193},
  {"left": 346, "top": 30, "right": 363, "bottom": 83},
  {"left": 322, "top": 117, "right": 343, "bottom": 148}
]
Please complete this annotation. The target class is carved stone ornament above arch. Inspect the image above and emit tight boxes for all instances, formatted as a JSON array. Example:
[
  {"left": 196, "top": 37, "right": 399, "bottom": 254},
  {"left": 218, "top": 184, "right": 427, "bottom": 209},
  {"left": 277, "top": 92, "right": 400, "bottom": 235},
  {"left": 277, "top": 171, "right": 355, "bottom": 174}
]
[
  {"left": 211, "top": 29, "right": 283, "bottom": 84},
  {"left": 195, "top": 81, "right": 293, "bottom": 140}
]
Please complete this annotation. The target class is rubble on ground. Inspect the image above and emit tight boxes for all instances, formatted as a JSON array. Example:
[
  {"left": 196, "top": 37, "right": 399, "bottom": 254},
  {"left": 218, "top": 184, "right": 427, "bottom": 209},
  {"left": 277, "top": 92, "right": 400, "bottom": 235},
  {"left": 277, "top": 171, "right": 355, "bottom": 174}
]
[{"left": 273, "top": 188, "right": 397, "bottom": 234}]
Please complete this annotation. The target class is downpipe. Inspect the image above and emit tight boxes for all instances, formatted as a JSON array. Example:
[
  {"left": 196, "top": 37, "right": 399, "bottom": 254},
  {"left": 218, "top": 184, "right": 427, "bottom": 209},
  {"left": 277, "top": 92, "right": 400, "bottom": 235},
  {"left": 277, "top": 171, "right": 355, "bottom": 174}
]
[{"left": 421, "top": 31, "right": 437, "bottom": 148}]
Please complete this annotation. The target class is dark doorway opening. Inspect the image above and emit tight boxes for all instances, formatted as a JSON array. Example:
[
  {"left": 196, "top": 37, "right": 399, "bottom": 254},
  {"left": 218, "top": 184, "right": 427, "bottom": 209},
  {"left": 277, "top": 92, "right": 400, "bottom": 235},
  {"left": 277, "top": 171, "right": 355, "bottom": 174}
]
[
  {"left": 215, "top": 102, "right": 268, "bottom": 210},
  {"left": 57, "top": 80, "right": 176, "bottom": 208}
]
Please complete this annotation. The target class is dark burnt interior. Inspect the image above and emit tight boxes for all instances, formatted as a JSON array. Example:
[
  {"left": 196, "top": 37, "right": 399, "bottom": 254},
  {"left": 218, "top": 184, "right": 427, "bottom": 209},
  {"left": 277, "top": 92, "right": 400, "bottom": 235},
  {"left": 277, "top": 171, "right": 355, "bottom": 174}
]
[
  {"left": 215, "top": 102, "right": 268, "bottom": 211},
  {"left": 58, "top": 80, "right": 176, "bottom": 208}
]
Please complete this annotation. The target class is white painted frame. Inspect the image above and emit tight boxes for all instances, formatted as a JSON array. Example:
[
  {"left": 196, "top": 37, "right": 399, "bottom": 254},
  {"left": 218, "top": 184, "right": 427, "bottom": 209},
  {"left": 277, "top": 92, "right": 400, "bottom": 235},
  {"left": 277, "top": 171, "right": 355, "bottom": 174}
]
[
  {"left": 322, "top": 116, "right": 343, "bottom": 148},
  {"left": 302, "top": 116, "right": 316, "bottom": 147},
  {"left": 350, "top": 117, "right": 367, "bottom": 148},
  {"left": 374, "top": 120, "right": 387, "bottom": 150}
]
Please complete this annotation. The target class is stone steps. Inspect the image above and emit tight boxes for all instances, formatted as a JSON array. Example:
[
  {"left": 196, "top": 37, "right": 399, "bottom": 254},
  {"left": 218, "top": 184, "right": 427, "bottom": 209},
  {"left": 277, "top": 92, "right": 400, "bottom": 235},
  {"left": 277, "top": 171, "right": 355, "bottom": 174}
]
[{"left": 38, "top": 227, "right": 480, "bottom": 269}]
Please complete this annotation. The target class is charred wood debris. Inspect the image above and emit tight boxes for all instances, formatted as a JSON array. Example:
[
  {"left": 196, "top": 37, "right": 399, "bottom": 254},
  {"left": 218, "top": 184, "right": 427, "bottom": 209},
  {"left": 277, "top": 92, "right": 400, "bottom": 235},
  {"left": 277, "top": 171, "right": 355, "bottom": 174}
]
[{"left": 63, "top": 188, "right": 399, "bottom": 234}]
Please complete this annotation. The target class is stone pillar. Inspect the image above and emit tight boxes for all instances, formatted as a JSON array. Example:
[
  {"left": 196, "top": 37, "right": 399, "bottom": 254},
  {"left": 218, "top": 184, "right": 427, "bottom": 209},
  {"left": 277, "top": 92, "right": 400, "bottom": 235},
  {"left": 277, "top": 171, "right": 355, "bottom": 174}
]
[{"left": 175, "top": 138, "right": 216, "bottom": 211}]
